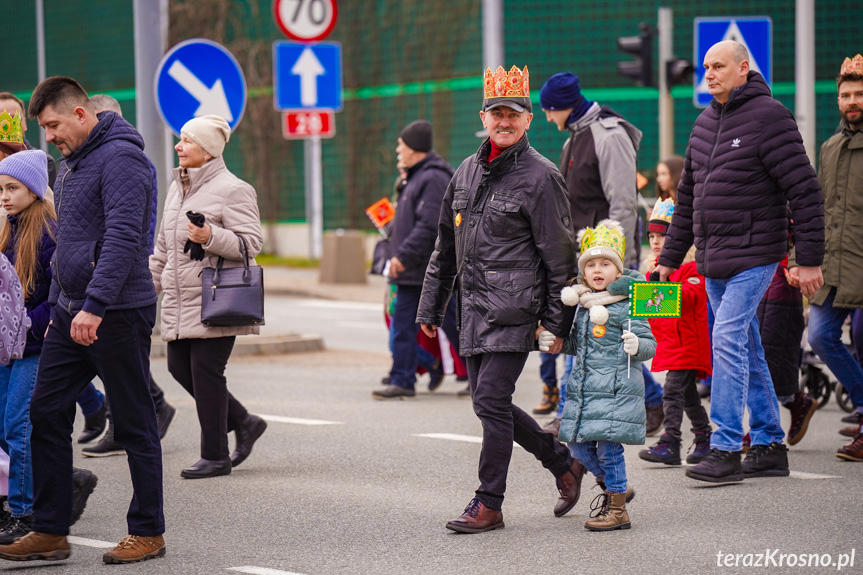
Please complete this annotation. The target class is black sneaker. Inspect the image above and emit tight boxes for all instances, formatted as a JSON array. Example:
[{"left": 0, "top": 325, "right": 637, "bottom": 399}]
[
  {"left": 71, "top": 468, "right": 98, "bottom": 526},
  {"left": 427, "top": 361, "right": 445, "bottom": 392},
  {"left": 77, "top": 402, "right": 107, "bottom": 444},
  {"left": 156, "top": 402, "right": 177, "bottom": 440},
  {"left": 685, "top": 449, "right": 744, "bottom": 483},
  {"left": 82, "top": 424, "right": 125, "bottom": 457},
  {"left": 0, "top": 514, "right": 33, "bottom": 545},
  {"left": 371, "top": 384, "right": 416, "bottom": 401},
  {"left": 742, "top": 442, "right": 790, "bottom": 478}
]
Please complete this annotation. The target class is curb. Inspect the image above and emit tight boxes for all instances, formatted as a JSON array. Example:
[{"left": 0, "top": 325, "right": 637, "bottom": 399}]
[{"left": 150, "top": 333, "right": 325, "bottom": 358}]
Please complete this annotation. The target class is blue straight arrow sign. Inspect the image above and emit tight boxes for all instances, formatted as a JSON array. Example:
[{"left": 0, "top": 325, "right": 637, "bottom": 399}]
[{"left": 274, "top": 41, "right": 343, "bottom": 111}]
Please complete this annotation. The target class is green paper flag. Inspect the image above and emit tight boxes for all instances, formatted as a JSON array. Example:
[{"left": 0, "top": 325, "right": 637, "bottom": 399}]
[{"left": 629, "top": 282, "right": 682, "bottom": 318}]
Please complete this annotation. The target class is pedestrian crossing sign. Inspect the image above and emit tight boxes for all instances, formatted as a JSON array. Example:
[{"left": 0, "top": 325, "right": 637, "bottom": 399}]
[{"left": 629, "top": 282, "right": 682, "bottom": 318}]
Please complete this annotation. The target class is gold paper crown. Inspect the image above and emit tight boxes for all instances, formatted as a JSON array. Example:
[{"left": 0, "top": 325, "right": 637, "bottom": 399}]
[
  {"left": 650, "top": 198, "right": 675, "bottom": 225},
  {"left": 0, "top": 110, "right": 23, "bottom": 145},
  {"left": 840, "top": 54, "right": 863, "bottom": 76},
  {"left": 579, "top": 219, "right": 626, "bottom": 263},
  {"left": 484, "top": 65, "right": 530, "bottom": 100}
]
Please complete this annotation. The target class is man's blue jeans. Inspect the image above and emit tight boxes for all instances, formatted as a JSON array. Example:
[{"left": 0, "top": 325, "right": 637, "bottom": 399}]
[
  {"left": 568, "top": 440, "right": 627, "bottom": 494},
  {"left": 706, "top": 263, "right": 784, "bottom": 451},
  {"left": 0, "top": 355, "right": 40, "bottom": 516},
  {"left": 809, "top": 287, "right": 863, "bottom": 409}
]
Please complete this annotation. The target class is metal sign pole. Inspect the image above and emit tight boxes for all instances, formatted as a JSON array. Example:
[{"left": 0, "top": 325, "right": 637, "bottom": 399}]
[
  {"left": 795, "top": 0, "right": 816, "bottom": 166},
  {"left": 658, "top": 7, "right": 674, "bottom": 161},
  {"left": 305, "top": 136, "right": 323, "bottom": 259}
]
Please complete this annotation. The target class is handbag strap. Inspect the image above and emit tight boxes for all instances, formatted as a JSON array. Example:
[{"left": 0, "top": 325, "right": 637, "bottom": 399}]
[{"left": 212, "top": 235, "right": 252, "bottom": 284}]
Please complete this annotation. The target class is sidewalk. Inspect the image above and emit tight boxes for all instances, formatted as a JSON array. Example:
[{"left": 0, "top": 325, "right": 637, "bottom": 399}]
[{"left": 263, "top": 265, "right": 387, "bottom": 304}]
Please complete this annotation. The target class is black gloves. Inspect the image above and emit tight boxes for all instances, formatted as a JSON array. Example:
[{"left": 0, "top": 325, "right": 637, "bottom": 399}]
[{"left": 184, "top": 211, "right": 206, "bottom": 261}]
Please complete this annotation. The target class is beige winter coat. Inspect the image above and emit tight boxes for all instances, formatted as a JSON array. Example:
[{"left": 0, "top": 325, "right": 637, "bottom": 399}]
[{"left": 150, "top": 156, "right": 263, "bottom": 341}]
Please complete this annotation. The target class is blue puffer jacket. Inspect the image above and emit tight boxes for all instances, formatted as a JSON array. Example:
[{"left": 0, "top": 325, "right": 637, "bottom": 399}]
[
  {"left": 50, "top": 111, "right": 157, "bottom": 316},
  {"left": 3, "top": 215, "right": 56, "bottom": 357},
  {"left": 559, "top": 270, "right": 656, "bottom": 445}
]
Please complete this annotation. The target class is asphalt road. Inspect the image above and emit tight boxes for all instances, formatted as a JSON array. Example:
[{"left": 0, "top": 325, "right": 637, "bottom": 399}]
[{"left": 12, "top": 296, "right": 863, "bottom": 574}]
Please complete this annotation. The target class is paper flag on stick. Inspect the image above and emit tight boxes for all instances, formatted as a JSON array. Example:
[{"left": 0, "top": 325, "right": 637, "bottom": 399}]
[
  {"left": 365, "top": 197, "right": 395, "bottom": 230},
  {"left": 628, "top": 282, "right": 682, "bottom": 318}
]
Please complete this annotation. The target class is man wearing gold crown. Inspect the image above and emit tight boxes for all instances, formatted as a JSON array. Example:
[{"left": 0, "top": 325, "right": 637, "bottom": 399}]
[
  {"left": 796, "top": 54, "right": 863, "bottom": 462},
  {"left": 417, "top": 65, "right": 585, "bottom": 533},
  {"left": 656, "top": 40, "right": 825, "bottom": 483}
]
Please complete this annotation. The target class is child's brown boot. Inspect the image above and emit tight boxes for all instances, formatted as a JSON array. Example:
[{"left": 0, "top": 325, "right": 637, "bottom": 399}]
[{"left": 585, "top": 492, "right": 631, "bottom": 531}]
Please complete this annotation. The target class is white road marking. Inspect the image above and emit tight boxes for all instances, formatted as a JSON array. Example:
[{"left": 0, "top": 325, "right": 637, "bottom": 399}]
[
  {"left": 415, "top": 433, "right": 482, "bottom": 443},
  {"left": 260, "top": 414, "right": 343, "bottom": 426},
  {"left": 228, "top": 567, "right": 310, "bottom": 575},
  {"left": 789, "top": 470, "right": 840, "bottom": 480},
  {"left": 67, "top": 536, "right": 116, "bottom": 549}
]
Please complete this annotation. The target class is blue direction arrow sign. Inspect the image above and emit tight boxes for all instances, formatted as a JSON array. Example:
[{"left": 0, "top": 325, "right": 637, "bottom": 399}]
[
  {"left": 155, "top": 39, "right": 247, "bottom": 136},
  {"left": 274, "top": 42, "right": 342, "bottom": 111},
  {"left": 694, "top": 17, "right": 772, "bottom": 108}
]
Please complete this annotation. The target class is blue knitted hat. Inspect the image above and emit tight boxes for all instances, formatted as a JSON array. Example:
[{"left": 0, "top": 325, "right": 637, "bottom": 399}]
[{"left": 0, "top": 150, "right": 48, "bottom": 200}]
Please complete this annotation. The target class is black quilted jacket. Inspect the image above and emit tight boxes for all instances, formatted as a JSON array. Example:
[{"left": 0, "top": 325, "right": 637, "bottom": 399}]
[
  {"left": 50, "top": 111, "right": 156, "bottom": 317},
  {"left": 417, "top": 135, "right": 576, "bottom": 356},
  {"left": 658, "top": 72, "right": 824, "bottom": 279}
]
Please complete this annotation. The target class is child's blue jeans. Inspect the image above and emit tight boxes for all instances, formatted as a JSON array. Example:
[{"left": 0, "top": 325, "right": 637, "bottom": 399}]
[{"left": 569, "top": 440, "right": 627, "bottom": 494}]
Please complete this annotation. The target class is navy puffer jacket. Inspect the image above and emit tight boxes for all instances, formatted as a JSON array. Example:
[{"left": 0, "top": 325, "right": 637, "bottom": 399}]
[
  {"left": 50, "top": 111, "right": 156, "bottom": 316},
  {"left": 390, "top": 152, "right": 454, "bottom": 287},
  {"left": 658, "top": 72, "right": 824, "bottom": 279}
]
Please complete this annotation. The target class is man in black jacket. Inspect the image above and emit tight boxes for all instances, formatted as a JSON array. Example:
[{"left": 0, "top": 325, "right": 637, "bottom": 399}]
[
  {"left": 374, "top": 121, "right": 461, "bottom": 400},
  {"left": 417, "top": 65, "right": 584, "bottom": 533},
  {"left": 657, "top": 41, "right": 824, "bottom": 483}
]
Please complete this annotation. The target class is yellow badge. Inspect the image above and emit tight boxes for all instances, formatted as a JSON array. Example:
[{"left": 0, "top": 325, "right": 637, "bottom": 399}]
[
  {"left": 455, "top": 212, "right": 462, "bottom": 227},
  {"left": 592, "top": 324, "right": 606, "bottom": 338}
]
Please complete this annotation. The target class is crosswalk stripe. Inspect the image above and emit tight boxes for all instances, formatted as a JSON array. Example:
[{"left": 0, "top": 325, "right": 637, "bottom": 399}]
[
  {"left": 260, "top": 414, "right": 343, "bottom": 426},
  {"left": 227, "top": 567, "right": 310, "bottom": 575},
  {"left": 789, "top": 470, "right": 840, "bottom": 480},
  {"left": 67, "top": 536, "right": 116, "bottom": 549}
]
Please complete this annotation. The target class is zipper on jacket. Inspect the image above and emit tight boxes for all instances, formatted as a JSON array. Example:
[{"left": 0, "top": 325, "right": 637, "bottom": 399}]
[
  {"left": 172, "top": 191, "right": 186, "bottom": 339},
  {"left": 699, "top": 106, "right": 725, "bottom": 275},
  {"left": 55, "top": 168, "right": 71, "bottom": 312}
]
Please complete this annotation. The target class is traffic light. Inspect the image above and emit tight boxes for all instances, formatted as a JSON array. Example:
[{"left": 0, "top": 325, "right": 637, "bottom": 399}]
[
  {"left": 666, "top": 58, "right": 695, "bottom": 87},
  {"left": 617, "top": 23, "right": 654, "bottom": 87}
]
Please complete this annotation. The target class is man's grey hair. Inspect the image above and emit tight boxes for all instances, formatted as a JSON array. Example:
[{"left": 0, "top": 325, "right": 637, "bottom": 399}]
[
  {"left": 90, "top": 94, "right": 123, "bottom": 117},
  {"left": 726, "top": 41, "right": 750, "bottom": 64}
]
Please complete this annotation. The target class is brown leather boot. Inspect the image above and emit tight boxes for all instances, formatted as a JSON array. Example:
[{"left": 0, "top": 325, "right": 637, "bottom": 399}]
[
  {"left": 102, "top": 535, "right": 166, "bottom": 564},
  {"left": 0, "top": 532, "right": 70, "bottom": 561},
  {"left": 445, "top": 498, "right": 504, "bottom": 533},
  {"left": 532, "top": 385, "right": 559, "bottom": 415},
  {"left": 585, "top": 492, "right": 631, "bottom": 531},
  {"left": 554, "top": 459, "right": 585, "bottom": 517}
]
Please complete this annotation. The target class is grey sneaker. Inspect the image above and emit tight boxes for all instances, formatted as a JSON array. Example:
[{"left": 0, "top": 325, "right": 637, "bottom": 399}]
[{"left": 372, "top": 384, "right": 416, "bottom": 401}]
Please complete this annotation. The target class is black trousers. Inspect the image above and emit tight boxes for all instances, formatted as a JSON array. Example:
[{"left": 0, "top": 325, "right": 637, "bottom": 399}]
[
  {"left": 167, "top": 337, "right": 247, "bottom": 460},
  {"left": 659, "top": 369, "right": 712, "bottom": 443},
  {"left": 31, "top": 305, "right": 163, "bottom": 536},
  {"left": 466, "top": 352, "right": 573, "bottom": 511}
]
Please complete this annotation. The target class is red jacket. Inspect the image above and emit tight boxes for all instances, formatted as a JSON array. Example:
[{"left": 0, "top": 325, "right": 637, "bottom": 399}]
[{"left": 649, "top": 261, "right": 712, "bottom": 378}]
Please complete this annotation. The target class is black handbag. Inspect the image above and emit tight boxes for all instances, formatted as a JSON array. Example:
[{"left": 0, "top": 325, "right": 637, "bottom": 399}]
[{"left": 200, "top": 235, "right": 265, "bottom": 327}]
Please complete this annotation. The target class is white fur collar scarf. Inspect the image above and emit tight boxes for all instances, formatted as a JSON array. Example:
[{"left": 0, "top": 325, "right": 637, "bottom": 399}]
[{"left": 561, "top": 283, "right": 627, "bottom": 326}]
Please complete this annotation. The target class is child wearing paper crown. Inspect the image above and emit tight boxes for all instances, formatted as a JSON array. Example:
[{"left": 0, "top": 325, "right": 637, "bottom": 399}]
[
  {"left": 638, "top": 198, "right": 713, "bottom": 467},
  {"left": 0, "top": 148, "right": 55, "bottom": 542},
  {"left": 539, "top": 219, "right": 655, "bottom": 531}
]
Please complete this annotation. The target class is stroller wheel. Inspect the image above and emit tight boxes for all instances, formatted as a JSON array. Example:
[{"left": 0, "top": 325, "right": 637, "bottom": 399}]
[
  {"left": 800, "top": 367, "right": 831, "bottom": 409},
  {"left": 835, "top": 382, "right": 855, "bottom": 413}
]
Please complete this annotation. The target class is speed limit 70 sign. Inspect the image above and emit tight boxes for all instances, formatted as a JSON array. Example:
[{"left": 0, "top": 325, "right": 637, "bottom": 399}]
[
  {"left": 282, "top": 110, "right": 335, "bottom": 139},
  {"left": 274, "top": 0, "right": 338, "bottom": 42}
]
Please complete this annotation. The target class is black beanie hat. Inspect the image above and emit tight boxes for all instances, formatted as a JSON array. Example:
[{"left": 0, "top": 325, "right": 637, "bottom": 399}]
[{"left": 399, "top": 120, "right": 433, "bottom": 153}]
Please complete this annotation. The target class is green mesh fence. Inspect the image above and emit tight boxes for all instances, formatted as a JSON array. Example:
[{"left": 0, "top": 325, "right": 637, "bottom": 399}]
[{"left": 1, "top": 0, "right": 857, "bottom": 233}]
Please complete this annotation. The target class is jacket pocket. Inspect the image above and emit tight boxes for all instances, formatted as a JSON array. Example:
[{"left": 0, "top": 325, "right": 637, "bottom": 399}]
[
  {"left": 485, "top": 268, "right": 535, "bottom": 326},
  {"left": 484, "top": 193, "right": 523, "bottom": 237}
]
